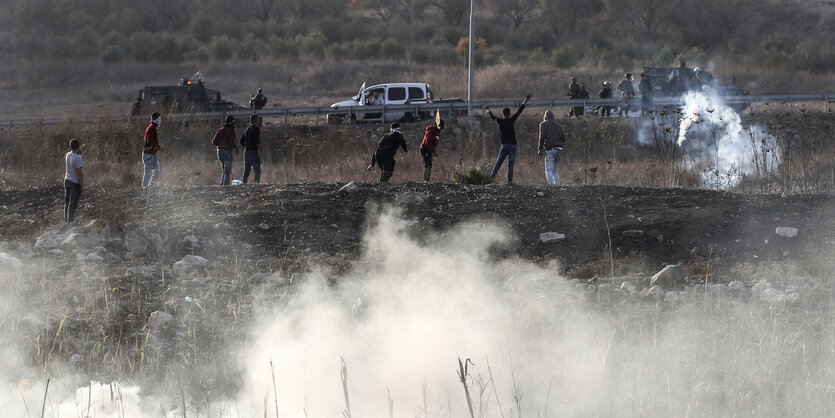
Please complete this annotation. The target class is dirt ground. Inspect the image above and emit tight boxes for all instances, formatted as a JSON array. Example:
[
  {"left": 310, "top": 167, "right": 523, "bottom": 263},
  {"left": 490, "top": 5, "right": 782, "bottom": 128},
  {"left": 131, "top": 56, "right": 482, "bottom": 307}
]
[{"left": 2, "top": 183, "right": 832, "bottom": 281}]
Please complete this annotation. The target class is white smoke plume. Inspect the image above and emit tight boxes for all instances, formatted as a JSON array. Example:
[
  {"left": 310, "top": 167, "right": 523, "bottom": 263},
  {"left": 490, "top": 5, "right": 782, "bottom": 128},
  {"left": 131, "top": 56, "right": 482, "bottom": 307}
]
[
  {"left": 3, "top": 207, "right": 834, "bottom": 417},
  {"left": 675, "top": 90, "right": 781, "bottom": 188}
]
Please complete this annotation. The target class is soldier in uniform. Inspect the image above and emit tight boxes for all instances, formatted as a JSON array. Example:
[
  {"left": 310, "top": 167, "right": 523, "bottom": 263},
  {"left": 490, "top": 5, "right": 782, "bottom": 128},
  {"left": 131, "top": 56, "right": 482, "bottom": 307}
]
[
  {"left": 568, "top": 76, "right": 584, "bottom": 117},
  {"left": 250, "top": 88, "right": 268, "bottom": 110}
]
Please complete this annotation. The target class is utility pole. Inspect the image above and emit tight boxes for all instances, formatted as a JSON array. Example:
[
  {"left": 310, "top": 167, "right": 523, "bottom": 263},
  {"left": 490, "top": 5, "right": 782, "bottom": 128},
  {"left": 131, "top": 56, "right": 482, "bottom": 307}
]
[{"left": 467, "top": 0, "right": 475, "bottom": 116}]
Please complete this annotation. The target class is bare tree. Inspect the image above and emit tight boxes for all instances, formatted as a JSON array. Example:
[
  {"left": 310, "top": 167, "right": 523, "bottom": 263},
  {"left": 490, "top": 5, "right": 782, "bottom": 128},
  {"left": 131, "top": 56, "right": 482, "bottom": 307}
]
[
  {"left": 251, "top": 0, "right": 277, "bottom": 22},
  {"left": 488, "top": 0, "right": 539, "bottom": 29},
  {"left": 430, "top": 0, "right": 471, "bottom": 26}
]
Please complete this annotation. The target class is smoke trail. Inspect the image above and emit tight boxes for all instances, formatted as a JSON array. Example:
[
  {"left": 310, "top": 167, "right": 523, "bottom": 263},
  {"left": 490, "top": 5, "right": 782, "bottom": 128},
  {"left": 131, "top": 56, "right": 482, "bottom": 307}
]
[{"left": 675, "top": 90, "right": 781, "bottom": 187}]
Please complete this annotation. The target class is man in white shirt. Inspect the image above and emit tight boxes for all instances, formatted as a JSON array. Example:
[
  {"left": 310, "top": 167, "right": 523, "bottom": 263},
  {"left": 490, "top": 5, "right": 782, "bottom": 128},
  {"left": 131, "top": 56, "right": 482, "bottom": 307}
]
[{"left": 64, "top": 138, "right": 84, "bottom": 223}]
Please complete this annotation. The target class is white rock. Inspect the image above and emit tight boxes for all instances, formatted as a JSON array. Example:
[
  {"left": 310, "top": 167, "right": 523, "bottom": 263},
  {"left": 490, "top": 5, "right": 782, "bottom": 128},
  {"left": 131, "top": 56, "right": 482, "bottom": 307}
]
[
  {"left": 85, "top": 253, "right": 104, "bottom": 263},
  {"left": 650, "top": 264, "right": 686, "bottom": 289},
  {"left": 259, "top": 223, "right": 270, "bottom": 230},
  {"left": 622, "top": 230, "right": 645, "bottom": 238},
  {"left": 395, "top": 192, "right": 425, "bottom": 205},
  {"left": 620, "top": 281, "right": 636, "bottom": 292},
  {"left": 728, "top": 281, "right": 745, "bottom": 294},
  {"left": 775, "top": 227, "right": 798, "bottom": 238},
  {"left": 640, "top": 285, "right": 664, "bottom": 301},
  {"left": 172, "top": 255, "right": 209, "bottom": 276},
  {"left": 536, "top": 191, "right": 545, "bottom": 197},
  {"left": 35, "top": 232, "right": 67, "bottom": 250},
  {"left": 339, "top": 181, "right": 360, "bottom": 193},
  {"left": 759, "top": 288, "right": 785, "bottom": 304},
  {"left": 61, "top": 233, "right": 96, "bottom": 251},
  {"left": 539, "top": 232, "right": 566, "bottom": 244},
  {"left": 0, "top": 252, "right": 23, "bottom": 267},
  {"left": 751, "top": 282, "right": 772, "bottom": 297}
]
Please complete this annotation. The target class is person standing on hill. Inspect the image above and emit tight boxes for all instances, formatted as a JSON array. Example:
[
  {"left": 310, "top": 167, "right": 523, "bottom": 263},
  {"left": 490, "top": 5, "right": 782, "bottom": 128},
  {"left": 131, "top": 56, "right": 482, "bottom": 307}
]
[
  {"left": 567, "top": 77, "right": 584, "bottom": 117},
  {"left": 64, "top": 138, "right": 84, "bottom": 223},
  {"left": 420, "top": 119, "right": 444, "bottom": 182},
  {"left": 537, "top": 109, "right": 566, "bottom": 185},
  {"left": 617, "top": 73, "right": 636, "bottom": 116},
  {"left": 250, "top": 88, "right": 268, "bottom": 110},
  {"left": 212, "top": 115, "right": 239, "bottom": 185},
  {"left": 142, "top": 112, "right": 163, "bottom": 188},
  {"left": 367, "top": 122, "right": 408, "bottom": 183},
  {"left": 485, "top": 93, "right": 531, "bottom": 184},
  {"left": 598, "top": 81, "right": 613, "bottom": 117},
  {"left": 240, "top": 114, "right": 262, "bottom": 184}
]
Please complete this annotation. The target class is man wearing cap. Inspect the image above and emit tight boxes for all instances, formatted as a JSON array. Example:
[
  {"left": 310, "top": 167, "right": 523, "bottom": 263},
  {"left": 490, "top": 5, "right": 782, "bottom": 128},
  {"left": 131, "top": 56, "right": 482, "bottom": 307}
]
[
  {"left": 142, "top": 112, "right": 163, "bottom": 188},
  {"left": 64, "top": 138, "right": 84, "bottom": 223},
  {"left": 538, "top": 109, "right": 567, "bottom": 185},
  {"left": 367, "top": 122, "right": 408, "bottom": 183},
  {"left": 211, "top": 115, "right": 239, "bottom": 185}
]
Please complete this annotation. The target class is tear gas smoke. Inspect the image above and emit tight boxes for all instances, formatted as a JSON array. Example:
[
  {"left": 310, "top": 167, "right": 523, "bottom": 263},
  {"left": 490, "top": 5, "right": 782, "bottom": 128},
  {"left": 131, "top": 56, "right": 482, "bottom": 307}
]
[
  {"left": 2, "top": 207, "right": 833, "bottom": 417},
  {"left": 636, "top": 90, "right": 781, "bottom": 188}
]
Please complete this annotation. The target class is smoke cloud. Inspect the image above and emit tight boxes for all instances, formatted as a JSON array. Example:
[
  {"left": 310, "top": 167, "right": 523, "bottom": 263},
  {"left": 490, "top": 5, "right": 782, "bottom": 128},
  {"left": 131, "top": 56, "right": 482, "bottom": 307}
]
[{"left": 2, "top": 206, "right": 833, "bottom": 417}]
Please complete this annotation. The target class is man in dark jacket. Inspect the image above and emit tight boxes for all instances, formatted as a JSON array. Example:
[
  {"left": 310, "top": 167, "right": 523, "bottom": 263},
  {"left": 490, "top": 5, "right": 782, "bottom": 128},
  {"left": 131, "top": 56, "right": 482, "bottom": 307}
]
[
  {"left": 568, "top": 77, "right": 584, "bottom": 117},
  {"left": 211, "top": 115, "right": 239, "bottom": 185},
  {"left": 367, "top": 122, "right": 408, "bottom": 183},
  {"left": 142, "top": 112, "right": 163, "bottom": 188},
  {"left": 250, "top": 88, "right": 268, "bottom": 110},
  {"left": 617, "top": 73, "right": 636, "bottom": 116},
  {"left": 598, "top": 81, "right": 613, "bottom": 117},
  {"left": 537, "top": 109, "right": 567, "bottom": 185},
  {"left": 420, "top": 119, "right": 443, "bottom": 182},
  {"left": 240, "top": 114, "right": 262, "bottom": 184},
  {"left": 485, "top": 93, "right": 531, "bottom": 183}
]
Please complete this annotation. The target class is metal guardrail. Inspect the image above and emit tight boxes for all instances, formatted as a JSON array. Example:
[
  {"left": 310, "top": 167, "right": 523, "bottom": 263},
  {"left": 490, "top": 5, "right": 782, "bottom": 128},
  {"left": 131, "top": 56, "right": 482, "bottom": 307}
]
[{"left": 0, "top": 94, "right": 831, "bottom": 133}]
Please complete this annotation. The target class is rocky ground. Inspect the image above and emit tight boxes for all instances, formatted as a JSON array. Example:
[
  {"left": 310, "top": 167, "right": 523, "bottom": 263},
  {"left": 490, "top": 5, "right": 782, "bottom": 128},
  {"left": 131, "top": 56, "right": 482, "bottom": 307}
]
[
  {"left": 1, "top": 182, "right": 833, "bottom": 282},
  {"left": 1, "top": 182, "right": 833, "bottom": 403}
]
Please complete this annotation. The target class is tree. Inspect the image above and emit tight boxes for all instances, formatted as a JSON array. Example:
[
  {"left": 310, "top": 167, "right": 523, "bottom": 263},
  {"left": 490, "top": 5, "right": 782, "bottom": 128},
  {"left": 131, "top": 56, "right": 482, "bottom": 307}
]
[
  {"left": 366, "top": 0, "right": 398, "bottom": 25},
  {"left": 251, "top": 0, "right": 277, "bottom": 22},
  {"left": 488, "top": 0, "right": 539, "bottom": 29},
  {"left": 540, "top": 0, "right": 604, "bottom": 35},
  {"left": 430, "top": 0, "right": 470, "bottom": 26}
]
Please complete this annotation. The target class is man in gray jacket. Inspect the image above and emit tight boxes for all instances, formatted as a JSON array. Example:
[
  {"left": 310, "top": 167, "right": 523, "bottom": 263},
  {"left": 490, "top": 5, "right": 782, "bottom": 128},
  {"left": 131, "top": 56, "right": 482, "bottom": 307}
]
[{"left": 537, "top": 109, "right": 566, "bottom": 185}]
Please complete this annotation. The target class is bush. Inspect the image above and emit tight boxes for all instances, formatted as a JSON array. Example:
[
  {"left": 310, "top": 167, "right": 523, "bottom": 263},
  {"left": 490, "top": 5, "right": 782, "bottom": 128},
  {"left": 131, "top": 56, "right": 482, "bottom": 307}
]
[
  {"left": 453, "top": 167, "right": 494, "bottom": 184},
  {"left": 210, "top": 35, "right": 237, "bottom": 63},
  {"left": 298, "top": 31, "right": 328, "bottom": 58},
  {"left": 102, "top": 45, "right": 127, "bottom": 64},
  {"left": 379, "top": 38, "right": 405, "bottom": 59},
  {"left": 550, "top": 46, "right": 577, "bottom": 68},
  {"left": 269, "top": 36, "right": 299, "bottom": 59}
]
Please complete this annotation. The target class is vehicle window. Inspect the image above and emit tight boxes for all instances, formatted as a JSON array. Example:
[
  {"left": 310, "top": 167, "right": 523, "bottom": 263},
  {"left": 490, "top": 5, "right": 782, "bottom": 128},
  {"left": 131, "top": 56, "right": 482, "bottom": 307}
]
[
  {"left": 388, "top": 87, "right": 406, "bottom": 101},
  {"left": 408, "top": 87, "right": 424, "bottom": 101}
]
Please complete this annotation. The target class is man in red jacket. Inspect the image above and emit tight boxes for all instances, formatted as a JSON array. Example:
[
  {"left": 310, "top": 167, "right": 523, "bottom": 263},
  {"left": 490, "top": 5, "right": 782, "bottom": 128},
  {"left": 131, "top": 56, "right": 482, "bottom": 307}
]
[
  {"left": 420, "top": 119, "right": 443, "bottom": 182},
  {"left": 211, "top": 115, "right": 239, "bottom": 185},
  {"left": 142, "top": 112, "right": 163, "bottom": 188}
]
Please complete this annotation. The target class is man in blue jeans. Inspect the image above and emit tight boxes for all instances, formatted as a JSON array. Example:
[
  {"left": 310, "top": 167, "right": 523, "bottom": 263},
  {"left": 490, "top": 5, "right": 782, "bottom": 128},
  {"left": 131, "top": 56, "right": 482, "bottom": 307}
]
[
  {"left": 485, "top": 93, "right": 531, "bottom": 183},
  {"left": 211, "top": 115, "right": 239, "bottom": 185},
  {"left": 142, "top": 112, "right": 163, "bottom": 188},
  {"left": 537, "top": 109, "right": 566, "bottom": 185}
]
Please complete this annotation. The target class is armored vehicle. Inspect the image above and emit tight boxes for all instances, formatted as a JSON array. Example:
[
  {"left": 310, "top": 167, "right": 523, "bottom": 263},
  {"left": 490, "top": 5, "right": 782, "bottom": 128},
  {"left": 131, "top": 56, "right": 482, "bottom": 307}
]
[{"left": 130, "top": 73, "right": 247, "bottom": 115}]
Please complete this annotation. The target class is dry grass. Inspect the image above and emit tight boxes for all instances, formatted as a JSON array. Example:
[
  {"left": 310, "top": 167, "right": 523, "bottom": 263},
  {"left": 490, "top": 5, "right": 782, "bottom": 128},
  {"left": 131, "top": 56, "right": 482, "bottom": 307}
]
[{"left": 1, "top": 109, "right": 832, "bottom": 193}]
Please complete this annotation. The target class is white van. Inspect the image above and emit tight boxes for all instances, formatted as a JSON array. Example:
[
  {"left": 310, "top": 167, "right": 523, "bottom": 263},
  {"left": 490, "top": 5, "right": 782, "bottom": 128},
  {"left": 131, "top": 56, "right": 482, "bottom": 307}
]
[{"left": 329, "top": 82, "right": 433, "bottom": 123}]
